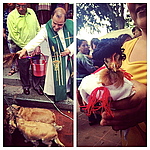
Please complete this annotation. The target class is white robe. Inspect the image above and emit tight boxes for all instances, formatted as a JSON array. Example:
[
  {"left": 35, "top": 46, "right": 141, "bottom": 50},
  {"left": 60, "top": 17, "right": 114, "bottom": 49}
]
[
  {"left": 24, "top": 25, "right": 74, "bottom": 95},
  {"left": 78, "top": 70, "right": 135, "bottom": 104}
]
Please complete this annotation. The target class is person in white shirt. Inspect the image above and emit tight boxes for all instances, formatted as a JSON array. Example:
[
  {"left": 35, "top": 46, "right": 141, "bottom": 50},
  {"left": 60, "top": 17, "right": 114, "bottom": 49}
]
[{"left": 17, "top": 7, "right": 74, "bottom": 101}]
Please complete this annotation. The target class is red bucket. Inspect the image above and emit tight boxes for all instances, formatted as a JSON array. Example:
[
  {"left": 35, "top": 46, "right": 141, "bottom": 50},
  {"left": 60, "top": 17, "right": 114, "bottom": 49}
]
[{"left": 31, "top": 53, "right": 47, "bottom": 77}]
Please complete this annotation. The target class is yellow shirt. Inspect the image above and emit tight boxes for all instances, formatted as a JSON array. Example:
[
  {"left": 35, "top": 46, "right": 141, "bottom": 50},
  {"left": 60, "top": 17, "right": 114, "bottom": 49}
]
[
  {"left": 7, "top": 8, "right": 40, "bottom": 48},
  {"left": 122, "top": 37, "right": 147, "bottom": 85},
  {"left": 121, "top": 37, "right": 147, "bottom": 146}
]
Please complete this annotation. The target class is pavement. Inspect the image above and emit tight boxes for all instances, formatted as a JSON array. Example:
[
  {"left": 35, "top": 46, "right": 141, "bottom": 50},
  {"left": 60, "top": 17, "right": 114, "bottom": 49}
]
[
  {"left": 77, "top": 102, "right": 122, "bottom": 147},
  {"left": 3, "top": 44, "right": 122, "bottom": 147}
]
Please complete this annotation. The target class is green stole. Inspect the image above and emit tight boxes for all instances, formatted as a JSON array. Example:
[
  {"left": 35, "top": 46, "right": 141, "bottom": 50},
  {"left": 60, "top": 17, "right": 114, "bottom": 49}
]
[{"left": 46, "top": 19, "right": 73, "bottom": 101}]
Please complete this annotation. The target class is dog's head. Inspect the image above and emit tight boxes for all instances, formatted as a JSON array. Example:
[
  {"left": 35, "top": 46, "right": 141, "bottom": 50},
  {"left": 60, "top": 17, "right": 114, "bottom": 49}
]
[
  {"left": 6, "top": 105, "right": 21, "bottom": 134},
  {"left": 11, "top": 104, "right": 20, "bottom": 110},
  {"left": 7, "top": 105, "right": 20, "bottom": 115}
]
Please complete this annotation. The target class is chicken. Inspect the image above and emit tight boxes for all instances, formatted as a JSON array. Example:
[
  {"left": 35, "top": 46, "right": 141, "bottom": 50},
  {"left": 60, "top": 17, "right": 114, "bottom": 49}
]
[
  {"left": 78, "top": 38, "right": 135, "bottom": 116},
  {"left": 93, "top": 38, "right": 126, "bottom": 88},
  {"left": 100, "top": 53, "right": 124, "bottom": 88},
  {"left": 104, "top": 53, "right": 122, "bottom": 72}
]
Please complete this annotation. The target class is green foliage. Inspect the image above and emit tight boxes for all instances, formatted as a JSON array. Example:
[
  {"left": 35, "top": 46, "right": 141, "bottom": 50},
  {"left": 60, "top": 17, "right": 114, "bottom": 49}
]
[{"left": 76, "top": 3, "right": 133, "bottom": 34}]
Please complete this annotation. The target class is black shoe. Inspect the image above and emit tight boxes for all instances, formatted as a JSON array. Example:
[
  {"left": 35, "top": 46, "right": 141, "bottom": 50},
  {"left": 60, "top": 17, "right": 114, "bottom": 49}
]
[
  {"left": 35, "top": 89, "right": 44, "bottom": 95},
  {"left": 23, "top": 88, "right": 30, "bottom": 95}
]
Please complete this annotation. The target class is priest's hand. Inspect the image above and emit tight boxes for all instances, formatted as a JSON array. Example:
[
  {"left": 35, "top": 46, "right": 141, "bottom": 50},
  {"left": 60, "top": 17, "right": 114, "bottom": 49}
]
[
  {"left": 100, "top": 80, "right": 147, "bottom": 131},
  {"left": 29, "top": 46, "right": 41, "bottom": 56},
  {"left": 61, "top": 48, "right": 71, "bottom": 56}
]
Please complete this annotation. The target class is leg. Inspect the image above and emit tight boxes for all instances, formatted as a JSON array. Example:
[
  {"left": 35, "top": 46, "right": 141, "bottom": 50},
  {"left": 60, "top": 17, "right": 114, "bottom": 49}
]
[
  {"left": 7, "top": 40, "right": 18, "bottom": 76},
  {"left": 54, "top": 137, "right": 65, "bottom": 147},
  {"left": 31, "top": 55, "right": 44, "bottom": 95},
  {"left": 17, "top": 58, "right": 31, "bottom": 93},
  {"left": 32, "top": 75, "right": 44, "bottom": 95},
  {"left": 8, "top": 68, "right": 17, "bottom": 76}
]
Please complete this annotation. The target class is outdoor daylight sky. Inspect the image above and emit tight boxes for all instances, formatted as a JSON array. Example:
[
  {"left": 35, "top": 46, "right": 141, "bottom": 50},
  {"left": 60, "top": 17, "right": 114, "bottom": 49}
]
[{"left": 76, "top": 3, "right": 129, "bottom": 42}]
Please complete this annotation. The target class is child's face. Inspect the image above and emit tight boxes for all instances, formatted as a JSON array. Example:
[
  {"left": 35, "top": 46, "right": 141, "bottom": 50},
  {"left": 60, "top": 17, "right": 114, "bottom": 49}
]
[{"left": 127, "top": 3, "right": 147, "bottom": 29}]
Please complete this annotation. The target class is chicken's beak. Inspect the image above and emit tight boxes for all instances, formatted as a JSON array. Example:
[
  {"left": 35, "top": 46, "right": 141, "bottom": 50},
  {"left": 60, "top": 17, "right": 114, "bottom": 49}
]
[
  {"left": 111, "top": 53, "right": 117, "bottom": 72},
  {"left": 111, "top": 62, "right": 117, "bottom": 72}
]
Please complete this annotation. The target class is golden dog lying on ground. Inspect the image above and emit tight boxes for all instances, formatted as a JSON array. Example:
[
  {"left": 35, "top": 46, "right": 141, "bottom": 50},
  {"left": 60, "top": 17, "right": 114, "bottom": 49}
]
[
  {"left": 6, "top": 104, "right": 64, "bottom": 147},
  {"left": 8, "top": 104, "right": 56, "bottom": 124},
  {"left": 16, "top": 117, "right": 64, "bottom": 147}
]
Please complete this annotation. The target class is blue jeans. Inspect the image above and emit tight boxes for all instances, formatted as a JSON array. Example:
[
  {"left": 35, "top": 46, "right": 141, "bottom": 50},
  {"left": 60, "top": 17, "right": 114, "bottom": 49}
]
[{"left": 7, "top": 40, "right": 19, "bottom": 70}]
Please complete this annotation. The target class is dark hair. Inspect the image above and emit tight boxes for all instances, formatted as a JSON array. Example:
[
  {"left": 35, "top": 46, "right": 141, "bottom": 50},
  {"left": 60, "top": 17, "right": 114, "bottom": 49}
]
[
  {"left": 90, "top": 38, "right": 99, "bottom": 49},
  {"left": 67, "top": 10, "right": 73, "bottom": 19},
  {"left": 118, "top": 34, "right": 132, "bottom": 46},
  {"left": 92, "top": 38, "right": 126, "bottom": 61},
  {"left": 132, "top": 26, "right": 142, "bottom": 32},
  {"left": 77, "top": 39, "right": 87, "bottom": 47}
]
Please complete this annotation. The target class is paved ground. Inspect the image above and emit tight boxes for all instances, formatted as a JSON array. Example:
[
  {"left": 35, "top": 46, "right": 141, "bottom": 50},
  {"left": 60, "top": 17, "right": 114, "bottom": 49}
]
[{"left": 76, "top": 102, "right": 122, "bottom": 147}]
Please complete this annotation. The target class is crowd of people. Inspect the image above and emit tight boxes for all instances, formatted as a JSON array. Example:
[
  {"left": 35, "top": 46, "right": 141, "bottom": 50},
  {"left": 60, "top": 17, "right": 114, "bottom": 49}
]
[
  {"left": 76, "top": 3, "right": 147, "bottom": 147},
  {"left": 3, "top": 3, "right": 147, "bottom": 147}
]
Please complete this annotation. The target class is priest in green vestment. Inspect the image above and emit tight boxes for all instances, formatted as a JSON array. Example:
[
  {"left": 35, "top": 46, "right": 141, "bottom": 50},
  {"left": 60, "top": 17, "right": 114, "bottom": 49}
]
[{"left": 17, "top": 7, "right": 74, "bottom": 101}]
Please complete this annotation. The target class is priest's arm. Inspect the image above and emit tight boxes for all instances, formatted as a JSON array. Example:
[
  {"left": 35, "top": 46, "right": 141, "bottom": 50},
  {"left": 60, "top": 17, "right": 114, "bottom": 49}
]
[{"left": 17, "top": 25, "right": 47, "bottom": 58}]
